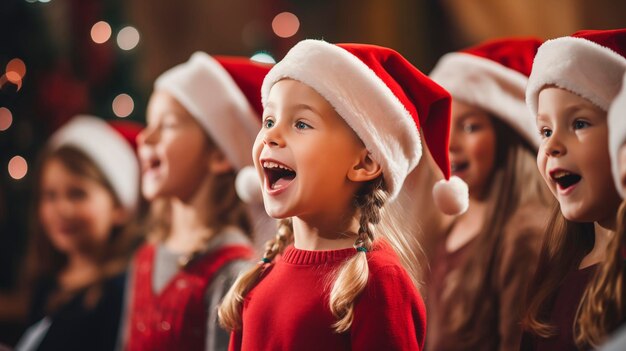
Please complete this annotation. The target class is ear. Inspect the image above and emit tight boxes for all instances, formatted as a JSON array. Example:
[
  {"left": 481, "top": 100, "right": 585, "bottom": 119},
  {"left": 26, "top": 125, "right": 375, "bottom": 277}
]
[
  {"left": 207, "top": 149, "right": 234, "bottom": 175},
  {"left": 347, "top": 149, "right": 382, "bottom": 182}
]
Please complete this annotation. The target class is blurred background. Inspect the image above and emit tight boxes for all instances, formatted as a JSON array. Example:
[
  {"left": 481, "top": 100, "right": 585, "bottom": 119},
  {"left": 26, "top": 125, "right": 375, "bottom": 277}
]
[{"left": 0, "top": 0, "right": 625, "bottom": 344}]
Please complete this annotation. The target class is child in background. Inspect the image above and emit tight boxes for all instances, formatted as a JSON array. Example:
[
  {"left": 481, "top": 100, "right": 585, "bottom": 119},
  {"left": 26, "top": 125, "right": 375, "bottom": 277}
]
[
  {"left": 16, "top": 115, "right": 142, "bottom": 351},
  {"left": 425, "top": 38, "right": 553, "bottom": 351},
  {"left": 521, "top": 29, "right": 626, "bottom": 351},
  {"left": 123, "top": 53, "right": 272, "bottom": 351},
  {"left": 219, "top": 39, "right": 468, "bottom": 351}
]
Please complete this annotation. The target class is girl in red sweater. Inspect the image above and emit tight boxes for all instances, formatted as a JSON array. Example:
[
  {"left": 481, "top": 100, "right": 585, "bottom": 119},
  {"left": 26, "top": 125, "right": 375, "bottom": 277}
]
[
  {"left": 521, "top": 29, "right": 626, "bottom": 350},
  {"left": 122, "top": 53, "right": 273, "bottom": 351},
  {"left": 219, "top": 40, "right": 468, "bottom": 351}
]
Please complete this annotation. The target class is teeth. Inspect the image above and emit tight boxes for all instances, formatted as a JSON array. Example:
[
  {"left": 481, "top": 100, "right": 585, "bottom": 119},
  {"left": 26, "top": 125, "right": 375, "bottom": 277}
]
[
  {"left": 262, "top": 161, "right": 294, "bottom": 172},
  {"left": 553, "top": 170, "right": 571, "bottom": 179}
]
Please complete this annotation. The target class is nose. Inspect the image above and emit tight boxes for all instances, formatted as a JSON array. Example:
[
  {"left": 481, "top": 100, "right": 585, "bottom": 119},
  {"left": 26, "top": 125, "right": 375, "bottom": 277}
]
[
  {"left": 543, "top": 131, "right": 566, "bottom": 157},
  {"left": 137, "top": 126, "right": 158, "bottom": 146},
  {"left": 262, "top": 123, "right": 285, "bottom": 148}
]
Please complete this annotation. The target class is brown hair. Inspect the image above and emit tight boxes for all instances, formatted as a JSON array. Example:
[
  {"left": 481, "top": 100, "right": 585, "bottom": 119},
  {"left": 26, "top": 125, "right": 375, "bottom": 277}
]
[
  {"left": 144, "top": 134, "right": 251, "bottom": 248},
  {"left": 439, "top": 117, "right": 552, "bottom": 344},
  {"left": 218, "top": 176, "right": 422, "bottom": 332},
  {"left": 575, "top": 201, "right": 626, "bottom": 348},
  {"left": 26, "top": 146, "right": 141, "bottom": 312},
  {"left": 521, "top": 205, "right": 595, "bottom": 338}
]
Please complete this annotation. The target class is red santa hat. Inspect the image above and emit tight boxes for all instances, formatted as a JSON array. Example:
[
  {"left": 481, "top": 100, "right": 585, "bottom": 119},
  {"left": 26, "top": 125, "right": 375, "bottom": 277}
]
[
  {"left": 48, "top": 115, "right": 142, "bottom": 213},
  {"left": 261, "top": 39, "right": 468, "bottom": 215},
  {"left": 430, "top": 37, "right": 543, "bottom": 147},
  {"left": 154, "top": 52, "right": 273, "bottom": 203},
  {"left": 609, "top": 72, "right": 626, "bottom": 199},
  {"left": 527, "top": 29, "right": 626, "bottom": 116}
]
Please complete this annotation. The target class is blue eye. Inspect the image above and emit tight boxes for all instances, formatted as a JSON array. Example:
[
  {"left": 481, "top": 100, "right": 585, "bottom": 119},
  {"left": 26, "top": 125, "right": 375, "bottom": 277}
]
[
  {"left": 540, "top": 128, "right": 552, "bottom": 138},
  {"left": 295, "top": 121, "right": 311, "bottom": 130},
  {"left": 263, "top": 118, "right": 275, "bottom": 128},
  {"left": 573, "top": 120, "right": 590, "bottom": 130}
]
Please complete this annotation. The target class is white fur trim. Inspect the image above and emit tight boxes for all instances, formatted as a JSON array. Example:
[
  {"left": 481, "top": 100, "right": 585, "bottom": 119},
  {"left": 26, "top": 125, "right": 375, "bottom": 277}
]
[
  {"left": 432, "top": 176, "right": 469, "bottom": 215},
  {"left": 431, "top": 52, "right": 540, "bottom": 148},
  {"left": 235, "top": 165, "right": 263, "bottom": 204},
  {"left": 155, "top": 52, "right": 260, "bottom": 170},
  {"left": 527, "top": 37, "right": 626, "bottom": 116},
  {"left": 609, "top": 73, "right": 626, "bottom": 199},
  {"left": 49, "top": 115, "right": 140, "bottom": 212},
  {"left": 261, "top": 40, "right": 422, "bottom": 199}
]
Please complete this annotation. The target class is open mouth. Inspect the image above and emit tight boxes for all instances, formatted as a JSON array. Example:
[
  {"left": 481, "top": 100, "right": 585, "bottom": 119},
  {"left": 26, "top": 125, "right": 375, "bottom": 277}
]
[
  {"left": 141, "top": 156, "right": 161, "bottom": 175},
  {"left": 551, "top": 169, "right": 582, "bottom": 191},
  {"left": 263, "top": 160, "right": 296, "bottom": 191},
  {"left": 451, "top": 161, "right": 469, "bottom": 173}
]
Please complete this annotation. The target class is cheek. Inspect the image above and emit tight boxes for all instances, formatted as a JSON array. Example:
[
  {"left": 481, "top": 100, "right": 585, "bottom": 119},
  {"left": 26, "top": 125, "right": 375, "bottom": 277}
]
[{"left": 468, "top": 135, "right": 496, "bottom": 172}]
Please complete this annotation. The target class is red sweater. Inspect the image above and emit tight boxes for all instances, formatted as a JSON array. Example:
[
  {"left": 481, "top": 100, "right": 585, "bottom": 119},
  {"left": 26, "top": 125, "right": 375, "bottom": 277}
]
[
  {"left": 127, "top": 243, "right": 253, "bottom": 351},
  {"left": 229, "top": 241, "right": 426, "bottom": 351}
]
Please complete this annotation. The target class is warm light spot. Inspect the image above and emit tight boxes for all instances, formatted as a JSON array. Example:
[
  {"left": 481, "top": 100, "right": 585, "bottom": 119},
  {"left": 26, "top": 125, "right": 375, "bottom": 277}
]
[
  {"left": 6, "top": 58, "right": 26, "bottom": 84},
  {"left": 250, "top": 52, "right": 276, "bottom": 64},
  {"left": 39, "top": 0, "right": 51, "bottom": 3},
  {"left": 272, "top": 12, "right": 300, "bottom": 38},
  {"left": 0, "top": 107, "right": 13, "bottom": 131},
  {"left": 117, "top": 26, "right": 140, "bottom": 51},
  {"left": 91, "top": 21, "right": 112, "bottom": 44},
  {"left": 112, "top": 94, "right": 134, "bottom": 118},
  {"left": 8, "top": 156, "right": 28, "bottom": 180}
]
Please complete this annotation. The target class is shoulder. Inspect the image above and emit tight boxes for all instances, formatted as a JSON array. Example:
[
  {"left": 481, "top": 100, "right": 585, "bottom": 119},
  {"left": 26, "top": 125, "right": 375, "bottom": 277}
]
[{"left": 363, "top": 241, "right": 420, "bottom": 300}]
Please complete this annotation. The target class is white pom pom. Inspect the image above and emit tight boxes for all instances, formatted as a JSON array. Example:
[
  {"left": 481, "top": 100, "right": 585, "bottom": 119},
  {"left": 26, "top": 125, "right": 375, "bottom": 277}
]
[
  {"left": 432, "top": 176, "right": 469, "bottom": 215},
  {"left": 235, "top": 166, "right": 263, "bottom": 204}
]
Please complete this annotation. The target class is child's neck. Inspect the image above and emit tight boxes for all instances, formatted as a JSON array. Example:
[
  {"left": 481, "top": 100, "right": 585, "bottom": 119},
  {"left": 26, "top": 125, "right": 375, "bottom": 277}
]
[
  {"left": 165, "top": 179, "right": 215, "bottom": 254},
  {"left": 446, "top": 196, "right": 489, "bottom": 252},
  {"left": 579, "top": 221, "right": 615, "bottom": 269},
  {"left": 292, "top": 215, "right": 359, "bottom": 251},
  {"left": 59, "top": 253, "right": 99, "bottom": 290}
]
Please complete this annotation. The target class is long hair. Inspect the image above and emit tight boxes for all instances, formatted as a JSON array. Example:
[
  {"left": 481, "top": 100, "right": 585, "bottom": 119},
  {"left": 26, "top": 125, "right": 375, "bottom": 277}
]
[
  {"left": 439, "top": 117, "right": 552, "bottom": 344},
  {"left": 144, "top": 134, "right": 251, "bottom": 247},
  {"left": 575, "top": 201, "right": 626, "bottom": 348},
  {"left": 26, "top": 146, "right": 141, "bottom": 312},
  {"left": 521, "top": 205, "right": 595, "bottom": 337},
  {"left": 218, "top": 176, "right": 422, "bottom": 332}
]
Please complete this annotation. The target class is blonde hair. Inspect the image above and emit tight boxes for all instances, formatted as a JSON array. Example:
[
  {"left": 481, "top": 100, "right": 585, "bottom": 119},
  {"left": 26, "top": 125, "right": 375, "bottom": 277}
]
[
  {"left": 218, "top": 177, "right": 421, "bottom": 332},
  {"left": 574, "top": 201, "right": 626, "bottom": 348}
]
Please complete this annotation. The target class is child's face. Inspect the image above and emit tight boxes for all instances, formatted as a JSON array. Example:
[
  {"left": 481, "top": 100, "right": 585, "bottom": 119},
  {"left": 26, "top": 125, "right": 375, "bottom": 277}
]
[
  {"left": 253, "top": 79, "right": 367, "bottom": 220},
  {"left": 448, "top": 99, "right": 497, "bottom": 199},
  {"left": 137, "top": 91, "right": 213, "bottom": 201},
  {"left": 39, "top": 158, "right": 124, "bottom": 255},
  {"left": 536, "top": 87, "right": 621, "bottom": 223}
]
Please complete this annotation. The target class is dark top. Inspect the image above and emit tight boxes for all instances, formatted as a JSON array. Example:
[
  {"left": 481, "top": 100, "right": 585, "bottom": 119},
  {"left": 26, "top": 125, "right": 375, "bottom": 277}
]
[{"left": 23, "top": 271, "right": 126, "bottom": 351}]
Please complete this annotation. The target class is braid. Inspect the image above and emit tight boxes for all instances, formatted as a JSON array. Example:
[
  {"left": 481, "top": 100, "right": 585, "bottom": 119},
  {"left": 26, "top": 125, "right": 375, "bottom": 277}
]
[
  {"left": 218, "top": 218, "right": 294, "bottom": 331},
  {"left": 330, "top": 177, "right": 387, "bottom": 332}
]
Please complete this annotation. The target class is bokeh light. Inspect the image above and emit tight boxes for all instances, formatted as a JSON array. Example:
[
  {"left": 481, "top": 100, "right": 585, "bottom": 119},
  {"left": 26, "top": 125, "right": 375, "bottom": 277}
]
[
  {"left": 272, "top": 12, "right": 300, "bottom": 38},
  {"left": 117, "top": 26, "right": 140, "bottom": 51},
  {"left": 112, "top": 94, "right": 134, "bottom": 118},
  {"left": 8, "top": 156, "right": 28, "bottom": 180},
  {"left": 6, "top": 58, "right": 26, "bottom": 85},
  {"left": 91, "top": 21, "right": 112, "bottom": 44},
  {"left": 250, "top": 52, "right": 276, "bottom": 64},
  {"left": 0, "top": 107, "right": 13, "bottom": 131}
]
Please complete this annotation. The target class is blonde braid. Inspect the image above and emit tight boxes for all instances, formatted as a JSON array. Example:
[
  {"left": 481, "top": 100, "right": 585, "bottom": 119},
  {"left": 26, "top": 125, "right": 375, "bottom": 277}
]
[
  {"left": 330, "top": 178, "right": 388, "bottom": 332},
  {"left": 218, "top": 218, "right": 294, "bottom": 330}
]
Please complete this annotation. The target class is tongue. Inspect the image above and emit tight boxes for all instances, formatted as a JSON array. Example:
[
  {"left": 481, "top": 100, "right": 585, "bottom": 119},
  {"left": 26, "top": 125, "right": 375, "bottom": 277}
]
[{"left": 272, "top": 176, "right": 293, "bottom": 190}]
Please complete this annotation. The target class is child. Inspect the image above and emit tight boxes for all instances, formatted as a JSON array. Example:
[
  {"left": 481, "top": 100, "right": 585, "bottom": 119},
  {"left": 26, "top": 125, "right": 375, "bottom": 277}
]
[
  {"left": 123, "top": 53, "right": 272, "bottom": 351},
  {"left": 218, "top": 39, "right": 468, "bottom": 350},
  {"left": 16, "top": 115, "right": 142, "bottom": 351},
  {"left": 521, "top": 29, "right": 626, "bottom": 350},
  {"left": 426, "top": 38, "right": 553, "bottom": 351}
]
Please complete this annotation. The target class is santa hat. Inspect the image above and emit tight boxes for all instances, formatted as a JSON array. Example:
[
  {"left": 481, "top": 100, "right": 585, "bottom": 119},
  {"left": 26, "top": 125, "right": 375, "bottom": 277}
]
[
  {"left": 609, "top": 73, "right": 626, "bottom": 199},
  {"left": 154, "top": 52, "right": 273, "bottom": 204},
  {"left": 48, "top": 115, "right": 142, "bottom": 212},
  {"left": 261, "top": 39, "right": 468, "bottom": 215},
  {"left": 430, "top": 37, "right": 543, "bottom": 147},
  {"left": 527, "top": 29, "right": 626, "bottom": 116}
]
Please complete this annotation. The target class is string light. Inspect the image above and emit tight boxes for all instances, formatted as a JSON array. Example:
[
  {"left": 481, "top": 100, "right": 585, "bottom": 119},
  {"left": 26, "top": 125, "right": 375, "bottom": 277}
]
[
  {"left": 0, "top": 107, "right": 13, "bottom": 131},
  {"left": 8, "top": 156, "right": 28, "bottom": 180},
  {"left": 117, "top": 26, "right": 140, "bottom": 51},
  {"left": 272, "top": 12, "right": 300, "bottom": 38},
  {"left": 112, "top": 93, "right": 134, "bottom": 118},
  {"left": 91, "top": 21, "right": 112, "bottom": 44}
]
